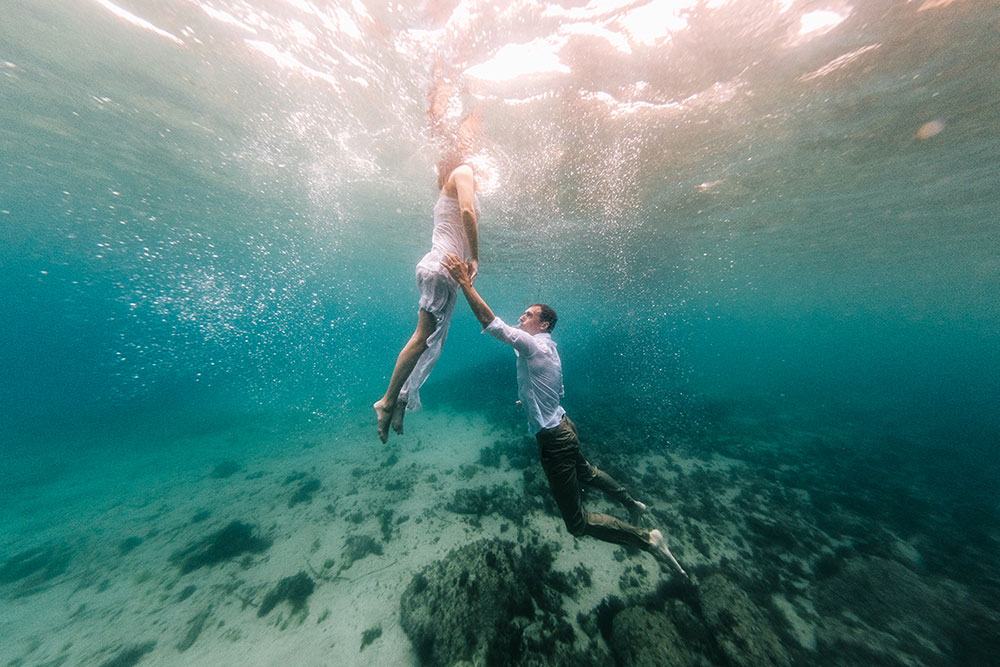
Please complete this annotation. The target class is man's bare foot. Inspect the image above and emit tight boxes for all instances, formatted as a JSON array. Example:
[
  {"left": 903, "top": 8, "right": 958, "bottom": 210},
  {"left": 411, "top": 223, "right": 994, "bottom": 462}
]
[
  {"left": 374, "top": 400, "right": 392, "bottom": 443},
  {"left": 649, "top": 529, "right": 687, "bottom": 577},
  {"left": 391, "top": 400, "right": 407, "bottom": 435},
  {"left": 627, "top": 499, "right": 649, "bottom": 524}
]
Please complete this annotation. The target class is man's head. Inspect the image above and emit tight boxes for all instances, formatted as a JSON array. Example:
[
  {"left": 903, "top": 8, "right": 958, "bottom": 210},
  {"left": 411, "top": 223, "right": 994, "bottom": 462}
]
[{"left": 518, "top": 304, "right": 558, "bottom": 334}]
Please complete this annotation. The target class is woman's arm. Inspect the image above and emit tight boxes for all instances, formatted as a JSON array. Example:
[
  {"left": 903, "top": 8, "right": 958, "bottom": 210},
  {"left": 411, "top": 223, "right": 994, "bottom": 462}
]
[{"left": 451, "top": 164, "right": 479, "bottom": 283}]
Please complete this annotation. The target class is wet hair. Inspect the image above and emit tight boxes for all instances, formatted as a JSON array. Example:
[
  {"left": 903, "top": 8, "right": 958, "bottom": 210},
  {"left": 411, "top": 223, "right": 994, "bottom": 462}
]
[
  {"left": 436, "top": 151, "right": 469, "bottom": 191},
  {"left": 532, "top": 304, "right": 558, "bottom": 332}
]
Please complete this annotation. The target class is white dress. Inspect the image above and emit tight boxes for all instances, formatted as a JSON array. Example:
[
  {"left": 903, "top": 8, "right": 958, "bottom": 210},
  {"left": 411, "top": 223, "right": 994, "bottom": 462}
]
[{"left": 398, "top": 191, "right": 480, "bottom": 411}]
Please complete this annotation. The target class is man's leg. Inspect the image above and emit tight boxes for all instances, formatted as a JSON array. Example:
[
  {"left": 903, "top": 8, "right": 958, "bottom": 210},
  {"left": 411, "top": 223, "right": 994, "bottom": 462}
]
[
  {"left": 565, "top": 419, "right": 648, "bottom": 517},
  {"left": 577, "top": 459, "right": 648, "bottom": 514},
  {"left": 537, "top": 417, "right": 650, "bottom": 550},
  {"left": 537, "top": 417, "right": 587, "bottom": 535}
]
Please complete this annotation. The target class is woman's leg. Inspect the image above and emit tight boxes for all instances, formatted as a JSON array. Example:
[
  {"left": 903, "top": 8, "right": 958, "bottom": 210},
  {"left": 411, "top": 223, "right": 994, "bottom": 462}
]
[{"left": 374, "top": 309, "right": 436, "bottom": 442}]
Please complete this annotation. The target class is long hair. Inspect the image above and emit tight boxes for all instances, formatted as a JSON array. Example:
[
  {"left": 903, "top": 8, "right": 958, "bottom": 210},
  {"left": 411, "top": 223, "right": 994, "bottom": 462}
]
[
  {"left": 435, "top": 104, "right": 481, "bottom": 190},
  {"left": 436, "top": 151, "right": 468, "bottom": 191}
]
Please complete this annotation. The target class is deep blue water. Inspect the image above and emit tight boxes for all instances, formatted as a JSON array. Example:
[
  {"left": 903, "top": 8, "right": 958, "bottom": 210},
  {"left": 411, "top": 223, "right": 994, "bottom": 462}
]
[
  {"left": 2, "top": 0, "right": 999, "bottom": 664},
  {"left": 3, "top": 0, "right": 998, "bottom": 448}
]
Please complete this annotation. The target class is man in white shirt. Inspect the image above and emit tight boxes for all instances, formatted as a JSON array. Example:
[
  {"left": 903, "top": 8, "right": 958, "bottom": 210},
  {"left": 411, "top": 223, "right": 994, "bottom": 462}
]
[{"left": 441, "top": 253, "right": 686, "bottom": 575}]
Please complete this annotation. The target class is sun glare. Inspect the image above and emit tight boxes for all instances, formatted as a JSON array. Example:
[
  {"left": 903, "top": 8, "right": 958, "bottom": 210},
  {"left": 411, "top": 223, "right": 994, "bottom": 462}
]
[
  {"left": 92, "top": 0, "right": 184, "bottom": 45},
  {"left": 617, "top": 0, "right": 691, "bottom": 46},
  {"left": 463, "top": 39, "right": 570, "bottom": 82},
  {"left": 799, "top": 9, "right": 849, "bottom": 36}
]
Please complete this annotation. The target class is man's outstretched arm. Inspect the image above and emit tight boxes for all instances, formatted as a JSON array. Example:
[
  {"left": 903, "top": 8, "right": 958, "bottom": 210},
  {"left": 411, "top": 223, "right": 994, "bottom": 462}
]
[{"left": 441, "top": 252, "right": 494, "bottom": 328}]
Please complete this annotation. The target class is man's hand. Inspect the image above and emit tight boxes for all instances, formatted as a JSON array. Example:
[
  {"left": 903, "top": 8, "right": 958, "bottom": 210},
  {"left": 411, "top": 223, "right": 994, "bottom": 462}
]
[
  {"left": 441, "top": 252, "right": 471, "bottom": 286},
  {"left": 441, "top": 252, "right": 496, "bottom": 327}
]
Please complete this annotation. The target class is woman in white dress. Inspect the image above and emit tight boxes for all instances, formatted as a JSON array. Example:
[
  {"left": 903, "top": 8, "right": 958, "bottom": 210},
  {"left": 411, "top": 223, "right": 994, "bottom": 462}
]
[{"left": 374, "top": 153, "right": 480, "bottom": 442}]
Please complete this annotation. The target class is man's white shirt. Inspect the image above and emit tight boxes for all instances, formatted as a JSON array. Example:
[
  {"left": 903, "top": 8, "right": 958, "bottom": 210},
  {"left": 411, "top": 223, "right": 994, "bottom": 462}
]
[{"left": 484, "top": 316, "right": 566, "bottom": 434}]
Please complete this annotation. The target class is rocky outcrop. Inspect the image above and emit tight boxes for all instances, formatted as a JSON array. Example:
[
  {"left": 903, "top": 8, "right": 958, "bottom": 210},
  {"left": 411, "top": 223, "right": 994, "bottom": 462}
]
[
  {"left": 697, "top": 573, "right": 791, "bottom": 667},
  {"left": 400, "top": 538, "right": 603, "bottom": 667},
  {"left": 610, "top": 606, "right": 695, "bottom": 667},
  {"left": 814, "top": 555, "right": 1000, "bottom": 666},
  {"left": 400, "top": 539, "right": 534, "bottom": 666}
]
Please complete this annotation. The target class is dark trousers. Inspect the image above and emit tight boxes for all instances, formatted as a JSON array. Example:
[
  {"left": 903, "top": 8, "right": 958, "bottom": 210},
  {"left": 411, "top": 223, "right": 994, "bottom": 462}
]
[{"left": 535, "top": 415, "right": 650, "bottom": 550}]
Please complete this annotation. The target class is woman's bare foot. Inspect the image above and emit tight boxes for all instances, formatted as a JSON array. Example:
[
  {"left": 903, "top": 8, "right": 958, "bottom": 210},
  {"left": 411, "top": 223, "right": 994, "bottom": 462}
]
[
  {"left": 374, "top": 400, "right": 393, "bottom": 443},
  {"left": 391, "top": 400, "right": 407, "bottom": 435}
]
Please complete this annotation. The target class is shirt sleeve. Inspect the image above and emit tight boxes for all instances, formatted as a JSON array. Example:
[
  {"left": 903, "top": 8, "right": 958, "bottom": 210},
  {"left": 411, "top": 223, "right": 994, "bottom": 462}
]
[{"left": 484, "top": 316, "right": 541, "bottom": 356}]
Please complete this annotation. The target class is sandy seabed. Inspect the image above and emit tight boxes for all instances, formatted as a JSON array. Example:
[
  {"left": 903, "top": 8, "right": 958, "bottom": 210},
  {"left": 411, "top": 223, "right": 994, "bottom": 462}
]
[
  {"left": 2, "top": 403, "right": 998, "bottom": 666},
  {"left": 2, "top": 409, "right": 647, "bottom": 666}
]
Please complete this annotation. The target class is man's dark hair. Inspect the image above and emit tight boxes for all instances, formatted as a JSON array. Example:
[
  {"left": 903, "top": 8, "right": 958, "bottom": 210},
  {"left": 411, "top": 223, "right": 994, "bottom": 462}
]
[{"left": 533, "top": 304, "right": 558, "bottom": 332}]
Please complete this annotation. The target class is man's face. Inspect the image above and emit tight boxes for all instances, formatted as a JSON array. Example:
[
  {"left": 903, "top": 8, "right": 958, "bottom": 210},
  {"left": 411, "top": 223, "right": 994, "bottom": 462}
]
[{"left": 518, "top": 306, "right": 547, "bottom": 334}]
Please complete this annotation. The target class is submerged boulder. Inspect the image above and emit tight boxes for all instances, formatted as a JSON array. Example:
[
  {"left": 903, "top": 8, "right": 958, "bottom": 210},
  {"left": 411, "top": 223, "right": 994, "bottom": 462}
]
[
  {"left": 400, "top": 538, "right": 592, "bottom": 667},
  {"left": 814, "top": 555, "right": 1000, "bottom": 666},
  {"left": 697, "top": 574, "right": 791, "bottom": 667},
  {"left": 400, "top": 539, "right": 534, "bottom": 666},
  {"left": 610, "top": 606, "right": 695, "bottom": 667}
]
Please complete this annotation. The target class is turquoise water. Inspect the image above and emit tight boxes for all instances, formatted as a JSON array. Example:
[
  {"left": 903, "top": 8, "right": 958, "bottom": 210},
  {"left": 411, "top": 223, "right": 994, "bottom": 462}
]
[{"left": 2, "top": 1, "right": 999, "bottom": 665}]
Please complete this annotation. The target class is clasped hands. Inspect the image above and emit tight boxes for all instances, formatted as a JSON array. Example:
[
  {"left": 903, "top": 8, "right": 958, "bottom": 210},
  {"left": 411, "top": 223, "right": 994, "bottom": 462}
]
[{"left": 441, "top": 252, "right": 477, "bottom": 285}]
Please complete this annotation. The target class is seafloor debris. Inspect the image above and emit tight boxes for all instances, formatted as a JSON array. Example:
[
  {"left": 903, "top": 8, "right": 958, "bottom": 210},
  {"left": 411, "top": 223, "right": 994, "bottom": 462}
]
[
  {"left": 0, "top": 542, "right": 73, "bottom": 597},
  {"left": 96, "top": 640, "right": 156, "bottom": 667},
  {"left": 289, "top": 476, "right": 321, "bottom": 507},
  {"left": 258, "top": 571, "right": 315, "bottom": 617},
  {"left": 177, "top": 607, "right": 212, "bottom": 652},
  {"left": 360, "top": 624, "right": 382, "bottom": 651},
  {"left": 445, "top": 483, "right": 534, "bottom": 526},
  {"left": 341, "top": 535, "right": 383, "bottom": 569},
  {"left": 170, "top": 521, "right": 271, "bottom": 573},
  {"left": 209, "top": 460, "right": 240, "bottom": 479},
  {"left": 118, "top": 536, "right": 142, "bottom": 554}
]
